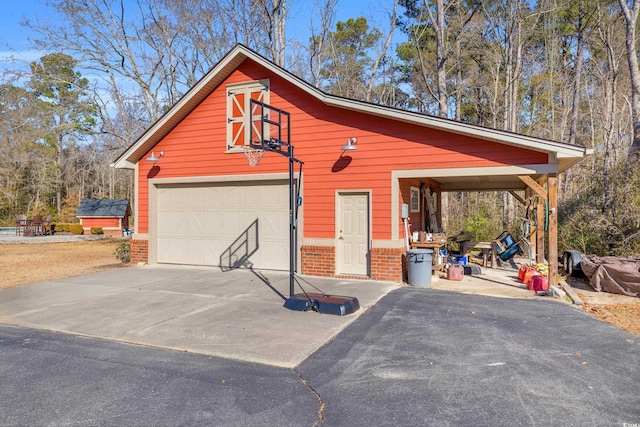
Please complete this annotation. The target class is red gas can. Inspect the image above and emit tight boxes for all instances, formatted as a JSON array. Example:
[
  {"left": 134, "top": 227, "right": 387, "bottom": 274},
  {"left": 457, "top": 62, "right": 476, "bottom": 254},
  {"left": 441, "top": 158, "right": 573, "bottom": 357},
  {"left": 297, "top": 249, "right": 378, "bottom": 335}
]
[
  {"left": 523, "top": 267, "right": 538, "bottom": 288},
  {"left": 447, "top": 264, "right": 464, "bottom": 281},
  {"left": 518, "top": 264, "right": 529, "bottom": 281},
  {"left": 530, "top": 275, "right": 549, "bottom": 292}
]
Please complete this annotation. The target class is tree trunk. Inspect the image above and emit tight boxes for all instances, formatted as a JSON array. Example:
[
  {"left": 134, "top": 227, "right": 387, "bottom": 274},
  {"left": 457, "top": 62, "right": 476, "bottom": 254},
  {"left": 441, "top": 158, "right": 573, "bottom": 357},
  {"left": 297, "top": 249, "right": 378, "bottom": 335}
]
[
  {"left": 366, "top": 0, "right": 397, "bottom": 102},
  {"left": 455, "top": 38, "right": 462, "bottom": 121},
  {"left": 618, "top": 0, "right": 640, "bottom": 168},
  {"left": 598, "top": 19, "right": 620, "bottom": 212},
  {"left": 425, "top": 0, "right": 449, "bottom": 118},
  {"left": 567, "top": 12, "right": 585, "bottom": 146},
  {"left": 56, "top": 135, "right": 63, "bottom": 216}
]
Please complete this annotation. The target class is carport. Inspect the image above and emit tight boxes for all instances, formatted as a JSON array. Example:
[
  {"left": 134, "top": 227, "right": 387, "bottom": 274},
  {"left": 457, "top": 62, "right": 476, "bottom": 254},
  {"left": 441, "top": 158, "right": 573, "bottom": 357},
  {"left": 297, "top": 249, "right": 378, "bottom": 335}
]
[{"left": 393, "top": 144, "right": 591, "bottom": 287}]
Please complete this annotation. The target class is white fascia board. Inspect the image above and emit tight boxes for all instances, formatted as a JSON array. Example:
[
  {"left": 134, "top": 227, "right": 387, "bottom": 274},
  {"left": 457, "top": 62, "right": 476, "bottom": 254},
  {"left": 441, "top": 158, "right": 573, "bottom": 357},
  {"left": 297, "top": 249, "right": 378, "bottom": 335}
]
[
  {"left": 391, "top": 164, "right": 559, "bottom": 179},
  {"left": 113, "top": 159, "right": 136, "bottom": 170}
]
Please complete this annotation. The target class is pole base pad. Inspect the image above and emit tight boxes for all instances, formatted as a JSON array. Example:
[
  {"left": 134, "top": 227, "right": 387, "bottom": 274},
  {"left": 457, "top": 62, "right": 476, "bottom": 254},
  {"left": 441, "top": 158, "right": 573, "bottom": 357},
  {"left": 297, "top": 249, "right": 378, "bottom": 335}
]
[{"left": 284, "top": 293, "right": 360, "bottom": 315}]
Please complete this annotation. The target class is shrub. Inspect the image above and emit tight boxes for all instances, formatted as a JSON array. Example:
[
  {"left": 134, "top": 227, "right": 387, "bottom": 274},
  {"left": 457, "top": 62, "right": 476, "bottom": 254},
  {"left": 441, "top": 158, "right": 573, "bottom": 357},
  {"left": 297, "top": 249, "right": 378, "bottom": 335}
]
[
  {"left": 69, "top": 224, "right": 84, "bottom": 234},
  {"left": 114, "top": 242, "right": 130, "bottom": 263},
  {"left": 90, "top": 227, "right": 104, "bottom": 235}
]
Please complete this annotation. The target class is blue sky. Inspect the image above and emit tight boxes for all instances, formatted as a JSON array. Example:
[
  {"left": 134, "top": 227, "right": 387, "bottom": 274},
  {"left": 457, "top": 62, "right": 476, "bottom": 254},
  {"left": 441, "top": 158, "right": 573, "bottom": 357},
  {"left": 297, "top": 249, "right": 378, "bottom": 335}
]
[
  {"left": 0, "top": 1, "right": 48, "bottom": 68},
  {"left": 0, "top": 0, "right": 400, "bottom": 74}
]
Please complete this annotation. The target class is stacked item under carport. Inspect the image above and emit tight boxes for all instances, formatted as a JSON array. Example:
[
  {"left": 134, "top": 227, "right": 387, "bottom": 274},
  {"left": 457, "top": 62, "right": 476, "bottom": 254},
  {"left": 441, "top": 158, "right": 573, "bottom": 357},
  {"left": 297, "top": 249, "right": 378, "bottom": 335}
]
[{"left": 518, "top": 263, "right": 549, "bottom": 292}]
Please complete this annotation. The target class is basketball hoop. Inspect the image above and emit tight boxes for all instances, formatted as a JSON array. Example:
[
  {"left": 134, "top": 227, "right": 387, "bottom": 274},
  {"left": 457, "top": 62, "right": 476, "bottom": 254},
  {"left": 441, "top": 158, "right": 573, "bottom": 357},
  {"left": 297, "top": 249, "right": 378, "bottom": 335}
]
[{"left": 242, "top": 145, "right": 265, "bottom": 167}]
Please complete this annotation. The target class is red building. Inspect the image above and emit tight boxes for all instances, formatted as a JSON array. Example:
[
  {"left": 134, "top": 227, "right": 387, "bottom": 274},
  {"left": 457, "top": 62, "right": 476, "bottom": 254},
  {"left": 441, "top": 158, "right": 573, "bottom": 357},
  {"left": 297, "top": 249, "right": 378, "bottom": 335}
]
[
  {"left": 113, "top": 45, "right": 590, "bottom": 285},
  {"left": 76, "top": 198, "right": 131, "bottom": 235}
]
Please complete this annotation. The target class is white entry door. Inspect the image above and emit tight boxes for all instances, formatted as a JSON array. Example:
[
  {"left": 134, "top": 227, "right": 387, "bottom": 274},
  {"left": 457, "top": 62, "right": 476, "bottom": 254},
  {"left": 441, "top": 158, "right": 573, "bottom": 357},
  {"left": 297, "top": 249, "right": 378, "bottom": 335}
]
[{"left": 337, "top": 192, "right": 370, "bottom": 276}]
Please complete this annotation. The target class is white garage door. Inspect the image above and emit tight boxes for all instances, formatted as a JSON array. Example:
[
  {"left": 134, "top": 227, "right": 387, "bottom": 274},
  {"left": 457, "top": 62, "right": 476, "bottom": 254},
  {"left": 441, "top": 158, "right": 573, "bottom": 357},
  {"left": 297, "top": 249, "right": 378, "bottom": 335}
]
[{"left": 156, "top": 182, "right": 290, "bottom": 270}]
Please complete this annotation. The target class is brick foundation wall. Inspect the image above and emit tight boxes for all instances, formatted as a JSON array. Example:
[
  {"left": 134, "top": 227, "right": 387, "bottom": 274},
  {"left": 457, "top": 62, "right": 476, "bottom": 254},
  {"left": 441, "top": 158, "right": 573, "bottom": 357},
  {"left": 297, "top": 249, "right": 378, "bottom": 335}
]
[
  {"left": 129, "top": 241, "right": 405, "bottom": 281},
  {"left": 301, "top": 245, "right": 405, "bottom": 283},
  {"left": 130, "top": 239, "right": 149, "bottom": 264},
  {"left": 301, "top": 245, "right": 335, "bottom": 277},
  {"left": 370, "top": 247, "right": 406, "bottom": 282}
]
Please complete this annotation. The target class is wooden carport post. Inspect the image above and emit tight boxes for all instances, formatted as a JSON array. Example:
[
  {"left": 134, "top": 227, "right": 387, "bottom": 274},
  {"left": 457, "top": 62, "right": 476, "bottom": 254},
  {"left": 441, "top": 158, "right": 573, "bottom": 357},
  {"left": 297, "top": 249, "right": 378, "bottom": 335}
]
[
  {"left": 536, "top": 178, "right": 546, "bottom": 264},
  {"left": 519, "top": 174, "right": 559, "bottom": 286},
  {"left": 547, "top": 173, "right": 558, "bottom": 287},
  {"left": 536, "top": 204, "right": 545, "bottom": 262}
]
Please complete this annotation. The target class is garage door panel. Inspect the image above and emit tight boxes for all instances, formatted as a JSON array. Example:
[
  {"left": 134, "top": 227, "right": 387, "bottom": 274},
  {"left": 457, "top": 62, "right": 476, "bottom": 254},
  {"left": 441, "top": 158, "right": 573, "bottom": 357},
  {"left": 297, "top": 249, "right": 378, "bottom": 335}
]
[
  {"left": 205, "top": 188, "right": 222, "bottom": 207},
  {"left": 158, "top": 238, "right": 173, "bottom": 262},
  {"left": 206, "top": 211, "right": 224, "bottom": 236},
  {"left": 260, "top": 241, "right": 283, "bottom": 269},
  {"left": 173, "top": 188, "right": 190, "bottom": 207},
  {"left": 265, "top": 211, "right": 288, "bottom": 237},
  {"left": 189, "top": 212, "right": 206, "bottom": 235},
  {"left": 189, "top": 238, "right": 206, "bottom": 265},
  {"left": 242, "top": 186, "right": 257, "bottom": 205},
  {"left": 157, "top": 183, "right": 289, "bottom": 269},
  {"left": 174, "top": 213, "right": 189, "bottom": 235},
  {"left": 226, "top": 187, "right": 241, "bottom": 207},
  {"left": 188, "top": 188, "right": 203, "bottom": 210},
  {"left": 225, "top": 211, "right": 242, "bottom": 236}
]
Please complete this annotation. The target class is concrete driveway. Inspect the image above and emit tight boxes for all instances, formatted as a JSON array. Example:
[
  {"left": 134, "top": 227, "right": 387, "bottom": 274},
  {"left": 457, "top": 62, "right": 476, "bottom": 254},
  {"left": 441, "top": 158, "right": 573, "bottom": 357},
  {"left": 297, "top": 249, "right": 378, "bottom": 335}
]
[{"left": 0, "top": 265, "right": 398, "bottom": 368}]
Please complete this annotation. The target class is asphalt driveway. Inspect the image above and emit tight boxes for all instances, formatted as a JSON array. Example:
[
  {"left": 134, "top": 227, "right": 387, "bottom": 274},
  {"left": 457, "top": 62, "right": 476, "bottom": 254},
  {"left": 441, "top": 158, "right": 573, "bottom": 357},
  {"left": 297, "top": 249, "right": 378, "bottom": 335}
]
[
  {"left": 1, "top": 267, "right": 639, "bottom": 425},
  {"left": 298, "top": 290, "right": 640, "bottom": 426}
]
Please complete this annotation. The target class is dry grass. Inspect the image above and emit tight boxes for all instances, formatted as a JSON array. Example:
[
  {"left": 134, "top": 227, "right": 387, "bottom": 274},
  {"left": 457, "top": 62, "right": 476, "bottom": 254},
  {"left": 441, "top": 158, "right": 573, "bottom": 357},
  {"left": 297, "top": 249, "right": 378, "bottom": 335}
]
[{"left": 0, "top": 239, "right": 128, "bottom": 289}]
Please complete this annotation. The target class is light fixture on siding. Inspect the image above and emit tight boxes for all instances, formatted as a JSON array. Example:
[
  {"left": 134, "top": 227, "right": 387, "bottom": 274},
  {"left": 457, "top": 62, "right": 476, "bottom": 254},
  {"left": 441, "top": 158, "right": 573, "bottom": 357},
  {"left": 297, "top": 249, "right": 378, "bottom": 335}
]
[
  {"left": 146, "top": 151, "right": 164, "bottom": 162},
  {"left": 341, "top": 137, "right": 358, "bottom": 151}
]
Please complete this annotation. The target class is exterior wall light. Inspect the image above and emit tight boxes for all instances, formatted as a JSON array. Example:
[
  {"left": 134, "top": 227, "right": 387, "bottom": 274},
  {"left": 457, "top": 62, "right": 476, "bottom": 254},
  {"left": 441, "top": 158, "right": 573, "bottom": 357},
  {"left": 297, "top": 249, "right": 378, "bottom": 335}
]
[
  {"left": 341, "top": 137, "right": 358, "bottom": 151},
  {"left": 146, "top": 151, "right": 164, "bottom": 162}
]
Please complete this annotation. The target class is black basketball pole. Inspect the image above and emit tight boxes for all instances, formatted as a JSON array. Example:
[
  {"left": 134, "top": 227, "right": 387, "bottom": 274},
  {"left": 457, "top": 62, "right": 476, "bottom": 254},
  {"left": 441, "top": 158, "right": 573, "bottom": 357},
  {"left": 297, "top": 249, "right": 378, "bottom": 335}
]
[
  {"left": 288, "top": 142, "right": 295, "bottom": 299},
  {"left": 250, "top": 99, "right": 359, "bottom": 315}
]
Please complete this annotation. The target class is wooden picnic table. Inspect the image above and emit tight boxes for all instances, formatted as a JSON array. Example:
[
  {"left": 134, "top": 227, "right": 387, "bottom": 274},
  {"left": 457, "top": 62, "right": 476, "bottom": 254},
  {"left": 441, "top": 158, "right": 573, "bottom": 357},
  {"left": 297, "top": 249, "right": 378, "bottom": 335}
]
[{"left": 460, "top": 241, "right": 498, "bottom": 268}]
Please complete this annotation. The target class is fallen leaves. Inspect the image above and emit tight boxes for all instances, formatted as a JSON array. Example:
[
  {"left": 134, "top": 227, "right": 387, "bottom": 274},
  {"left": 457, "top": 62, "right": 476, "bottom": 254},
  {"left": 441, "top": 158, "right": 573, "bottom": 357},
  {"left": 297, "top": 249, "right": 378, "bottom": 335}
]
[{"left": 584, "top": 303, "right": 640, "bottom": 336}]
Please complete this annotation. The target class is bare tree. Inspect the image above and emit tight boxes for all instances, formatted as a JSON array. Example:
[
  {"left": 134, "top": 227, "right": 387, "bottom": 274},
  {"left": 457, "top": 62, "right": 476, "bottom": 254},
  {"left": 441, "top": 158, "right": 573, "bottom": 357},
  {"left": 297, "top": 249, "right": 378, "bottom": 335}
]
[
  {"left": 254, "top": 0, "right": 290, "bottom": 66},
  {"left": 481, "top": 1, "right": 540, "bottom": 133},
  {"left": 27, "top": 0, "right": 278, "bottom": 124},
  {"left": 423, "top": 0, "right": 449, "bottom": 117},
  {"left": 593, "top": 6, "right": 624, "bottom": 211},
  {"left": 26, "top": 0, "right": 169, "bottom": 122},
  {"left": 307, "top": 0, "right": 338, "bottom": 88},
  {"left": 365, "top": 0, "right": 399, "bottom": 102},
  {"left": 399, "top": 0, "right": 478, "bottom": 118},
  {"left": 617, "top": 0, "right": 640, "bottom": 167}
]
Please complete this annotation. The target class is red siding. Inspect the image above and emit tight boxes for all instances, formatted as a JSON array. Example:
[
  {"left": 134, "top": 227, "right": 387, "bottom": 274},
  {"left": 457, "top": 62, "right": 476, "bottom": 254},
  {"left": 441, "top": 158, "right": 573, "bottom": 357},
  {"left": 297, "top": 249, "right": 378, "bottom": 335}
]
[
  {"left": 80, "top": 217, "right": 120, "bottom": 229},
  {"left": 137, "top": 58, "right": 548, "bottom": 244}
]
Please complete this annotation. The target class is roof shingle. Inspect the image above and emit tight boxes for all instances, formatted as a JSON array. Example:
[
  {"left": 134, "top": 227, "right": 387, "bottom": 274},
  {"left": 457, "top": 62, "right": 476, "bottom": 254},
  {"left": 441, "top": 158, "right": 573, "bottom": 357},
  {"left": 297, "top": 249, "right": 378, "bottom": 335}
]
[{"left": 76, "top": 199, "right": 130, "bottom": 218}]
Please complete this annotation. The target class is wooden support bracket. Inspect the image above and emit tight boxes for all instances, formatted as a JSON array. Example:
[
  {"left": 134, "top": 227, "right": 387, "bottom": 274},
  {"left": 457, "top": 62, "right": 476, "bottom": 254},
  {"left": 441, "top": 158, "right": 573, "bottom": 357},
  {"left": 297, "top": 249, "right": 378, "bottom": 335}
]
[
  {"left": 508, "top": 190, "right": 525, "bottom": 205},
  {"left": 518, "top": 176, "right": 547, "bottom": 201}
]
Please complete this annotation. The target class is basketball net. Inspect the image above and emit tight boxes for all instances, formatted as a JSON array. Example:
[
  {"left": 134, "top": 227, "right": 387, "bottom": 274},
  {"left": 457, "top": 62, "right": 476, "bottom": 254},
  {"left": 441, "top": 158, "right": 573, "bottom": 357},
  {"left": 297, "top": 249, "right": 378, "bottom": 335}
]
[{"left": 242, "top": 145, "right": 265, "bottom": 167}]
